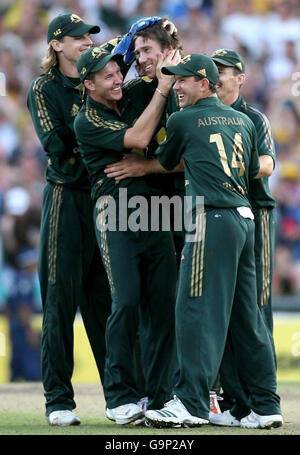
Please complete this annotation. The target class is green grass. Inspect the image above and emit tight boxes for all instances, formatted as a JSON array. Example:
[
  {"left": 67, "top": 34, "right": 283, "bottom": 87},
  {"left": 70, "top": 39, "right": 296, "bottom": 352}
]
[
  {"left": 0, "top": 411, "right": 298, "bottom": 436},
  {"left": 0, "top": 383, "right": 299, "bottom": 436}
]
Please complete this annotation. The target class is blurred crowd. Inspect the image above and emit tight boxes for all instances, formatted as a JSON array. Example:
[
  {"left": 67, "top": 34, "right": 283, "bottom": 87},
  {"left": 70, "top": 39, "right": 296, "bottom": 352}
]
[{"left": 0, "top": 0, "right": 300, "bottom": 377}]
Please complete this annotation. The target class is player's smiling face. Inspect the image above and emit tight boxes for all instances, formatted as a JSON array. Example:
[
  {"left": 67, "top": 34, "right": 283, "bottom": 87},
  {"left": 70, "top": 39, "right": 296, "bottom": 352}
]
[
  {"left": 173, "top": 76, "right": 204, "bottom": 108},
  {"left": 54, "top": 33, "right": 94, "bottom": 65},
  {"left": 215, "top": 64, "right": 244, "bottom": 105},
  {"left": 85, "top": 60, "right": 123, "bottom": 107},
  {"left": 134, "top": 37, "right": 169, "bottom": 79}
]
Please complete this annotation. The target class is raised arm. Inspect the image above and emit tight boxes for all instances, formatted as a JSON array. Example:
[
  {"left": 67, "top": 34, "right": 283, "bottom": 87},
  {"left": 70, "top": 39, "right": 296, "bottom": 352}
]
[{"left": 123, "top": 50, "right": 180, "bottom": 149}]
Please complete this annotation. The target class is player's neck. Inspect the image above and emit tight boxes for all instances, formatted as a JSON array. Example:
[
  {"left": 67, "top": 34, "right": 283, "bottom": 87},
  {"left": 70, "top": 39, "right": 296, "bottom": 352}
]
[
  {"left": 58, "top": 59, "right": 79, "bottom": 78},
  {"left": 90, "top": 94, "right": 121, "bottom": 116},
  {"left": 221, "top": 92, "right": 239, "bottom": 107}
]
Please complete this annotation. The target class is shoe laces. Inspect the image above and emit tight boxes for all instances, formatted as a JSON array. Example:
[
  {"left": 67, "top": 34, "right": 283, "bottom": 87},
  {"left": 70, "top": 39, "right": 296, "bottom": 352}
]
[{"left": 164, "top": 395, "right": 187, "bottom": 412}]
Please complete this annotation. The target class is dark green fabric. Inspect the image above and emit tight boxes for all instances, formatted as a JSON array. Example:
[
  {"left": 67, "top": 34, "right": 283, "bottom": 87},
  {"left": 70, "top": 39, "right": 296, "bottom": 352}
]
[
  {"left": 218, "top": 99, "right": 277, "bottom": 419},
  {"left": 94, "top": 202, "right": 177, "bottom": 409},
  {"left": 173, "top": 209, "right": 280, "bottom": 420},
  {"left": 231, "top": 96, "right": 276, "bottom": 209},
  {"left": 39, "top": 184, "right": 111, "bottom": 415},
  {"left": 27, "top": 67, "right": 90, "bottom": 190},
  {"left": 75, "top": 93, "right": 178, "bottom": 409},
  {"left": 156, "top": 97, "right": 260, "bottom": 210},
  {"left": 74, "top": 95, "right": 157, "bottom": 201},
  {"left": 122, "top": 76, "right": 184, "bottom": 196}
]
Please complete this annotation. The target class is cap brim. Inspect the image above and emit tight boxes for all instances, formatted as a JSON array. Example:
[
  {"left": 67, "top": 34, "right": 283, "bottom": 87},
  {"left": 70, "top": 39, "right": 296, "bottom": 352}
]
[
  {"left": 211, "top": 56, "right": 235, "bottom": 67},
  {"left": 212, "top": 57, "right": 245, "bottom": 73},
  {"left": 68, "top": 23, "right": 100, "bottom": 37},
  {"left": 162, "top": 65, "right": 195, "bottom": 76},
  {"left": 80, "top": 54, "right": 123, "bottom": 81}
]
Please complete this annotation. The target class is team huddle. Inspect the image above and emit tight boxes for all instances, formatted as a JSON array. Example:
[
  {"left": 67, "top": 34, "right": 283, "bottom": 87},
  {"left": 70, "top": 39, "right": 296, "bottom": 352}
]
[{"left": 27, "top": 12, "right": 283, "bottom": 429}]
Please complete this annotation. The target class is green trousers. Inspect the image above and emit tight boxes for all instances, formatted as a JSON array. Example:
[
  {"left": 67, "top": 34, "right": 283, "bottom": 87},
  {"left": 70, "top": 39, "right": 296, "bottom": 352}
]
[
  {"left": 95, "top": 198, "right": 178, "bottom": 410},
  {"left": 39, "top": 183, "right": 111, "bottom": 416},
  {"left": 219, "top": 207, "right": 277, "bottom": 418},
  {"left": 173, "top": 208, "right": 281, "bottom": 420}
]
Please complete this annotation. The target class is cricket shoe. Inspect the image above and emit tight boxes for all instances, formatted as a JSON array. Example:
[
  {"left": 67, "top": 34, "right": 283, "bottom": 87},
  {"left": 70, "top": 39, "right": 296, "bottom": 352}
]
[
  {"left": 240, "top": 410, "right": 283, "bottom": 429},
  {"left": 209, "top": 391, "right": 221, "bottom": 414},
  {"left": 106, "top": 403, "right": 144, "bottom": 425},
  {"left": 209, "top": 410, "right": 240, "bottom": 427},
  {"left": 145, "top": 395, "right": 209, "bottom": 428},
  {"left": 131, "top": 397, "right": 148, "bottom": 426},
  {"left": 47, "top": 410, "right": 81, "bottom": 426}
]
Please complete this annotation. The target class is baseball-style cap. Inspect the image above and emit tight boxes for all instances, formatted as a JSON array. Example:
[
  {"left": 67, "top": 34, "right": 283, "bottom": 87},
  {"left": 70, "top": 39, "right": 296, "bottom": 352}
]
[
  {"left": 162, "top": 54, "right": 219, "bottom": 84},
  {"left": 211, "top": 49, "right": 245, "bottom": 73},
  {"left": 77, "top": 47, "right": 123, "bottom": 82},
  {"left": 47, "top": 13, "right": 100, "bottom": 43}
]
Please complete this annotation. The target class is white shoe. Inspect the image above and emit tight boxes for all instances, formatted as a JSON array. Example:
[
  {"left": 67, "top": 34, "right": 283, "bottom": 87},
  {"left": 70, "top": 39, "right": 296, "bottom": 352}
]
[
  {"left": 131, "top": 397, "right": 148, "bottom": 426},
  {"left": 240, "top": 410, "right": 283, "bottom": 429},
  {"left": 106, "top": 403, "right": 144, "bottom": 425},
  {"left": 47, "top": 410, "right": 80, "bottom": 426},
  {"left": 145, "top": 395, "right": 209, "bottom": 428},
  {"left": 209, "top": 410, "right": 240, "bottom": 427}
]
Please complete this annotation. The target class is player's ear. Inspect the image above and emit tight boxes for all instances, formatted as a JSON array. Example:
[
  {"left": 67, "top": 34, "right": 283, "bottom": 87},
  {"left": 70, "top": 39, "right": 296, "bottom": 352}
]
[
  {"left": 84, "top": 78, "right": 95, "bottom": 92},
  {"left": 50, "top": 39, "right": 63, "bottom": 52},
  {"left": 238, "top": 73, "right": 246, "bottom": 86}
]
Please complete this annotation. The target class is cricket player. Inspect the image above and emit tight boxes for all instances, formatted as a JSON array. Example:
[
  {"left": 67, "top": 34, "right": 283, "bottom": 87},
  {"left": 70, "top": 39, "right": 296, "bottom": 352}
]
[
  {"left": 209, "top": 49, "right": 277, "bottom": 427},
  {"left": 144, "top": 54, "right": 283, "bottom": 429},
  {"left": 104, "top": 17, "right": 185, "bottom": 264},
  {"left": 27, "top": 13, "right": 112, "bottom": 426},
  {"left": 74, "top": 47, "right": 180, "bottom": 425},
  {"left": 101, "top": 17, "right": 185, "bottom": 414}
]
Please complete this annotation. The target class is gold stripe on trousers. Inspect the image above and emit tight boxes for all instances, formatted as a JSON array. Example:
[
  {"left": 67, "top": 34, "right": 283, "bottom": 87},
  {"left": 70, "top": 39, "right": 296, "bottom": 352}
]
[
  {"left": 260, "top": 208, "right": 271, "bottom": 307},
  {"left": 97, "top": 198, "right": 115, "bottom": 293},
  {"left": 190, "top": 212, "right": 206, "bottom": 297},
  {"left": 48, "top": 184, "right": 63, "bottom": 282}
]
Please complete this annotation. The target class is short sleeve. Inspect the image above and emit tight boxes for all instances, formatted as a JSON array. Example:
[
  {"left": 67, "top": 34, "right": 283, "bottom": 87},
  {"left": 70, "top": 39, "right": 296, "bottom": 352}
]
[{"left": 155, "top": 113, "right": 185, "bottom": 170}]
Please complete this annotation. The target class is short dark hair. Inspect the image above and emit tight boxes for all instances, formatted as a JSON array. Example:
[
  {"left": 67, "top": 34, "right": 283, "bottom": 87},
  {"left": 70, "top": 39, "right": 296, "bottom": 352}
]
[
  {"left": 133, "top": 17, "right": 182, "bottom": 53},
  {"left": 194, "top": 76, "right": 217, "bottom": 93}
]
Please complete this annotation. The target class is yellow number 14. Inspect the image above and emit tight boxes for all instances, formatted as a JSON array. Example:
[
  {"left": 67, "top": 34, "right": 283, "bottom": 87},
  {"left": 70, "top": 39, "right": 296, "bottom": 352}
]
[{"left": 210, "top": 133, "right": 245, "bottom": 177}]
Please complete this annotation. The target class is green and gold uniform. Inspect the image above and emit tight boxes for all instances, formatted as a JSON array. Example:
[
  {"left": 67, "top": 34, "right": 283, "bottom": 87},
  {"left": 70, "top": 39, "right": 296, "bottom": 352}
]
[
  {"left": 219, "top": 95, "right": 277, "bottom": 419},
  {"left": 122, "top": 77, "right": 184, "bottom": 261},
  {"left": 27, "top": 67, "right": 111, "bottom": 416},
  {"left": 156, "top": 96, "right": 281, "bottom": 420},
  {"left": 74, "top": 95, "right": 177, "bottom": 410}
]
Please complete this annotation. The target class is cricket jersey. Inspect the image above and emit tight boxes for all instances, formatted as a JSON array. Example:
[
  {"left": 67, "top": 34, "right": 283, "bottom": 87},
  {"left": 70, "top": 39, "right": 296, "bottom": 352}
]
[
  {"left": 27, "top": 66, "right": 90, "bottom": 190},
  {"left": 74, "top": 95, "right": 158, "bottom": 201},
  {"left": 156, "top": 96, "right": 260, "bottom": 211},
  {"left": 122, "top": 77, "right": 184, "bottom": 196},
  {"left": 231, "top": 95, "right": 276, "bottom": 209}
]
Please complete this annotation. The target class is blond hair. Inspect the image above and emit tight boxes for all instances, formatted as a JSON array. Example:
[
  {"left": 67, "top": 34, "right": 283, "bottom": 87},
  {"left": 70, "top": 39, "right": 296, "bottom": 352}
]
[{"left": 40, "top": 42, "right": 59, "bottom": 72}]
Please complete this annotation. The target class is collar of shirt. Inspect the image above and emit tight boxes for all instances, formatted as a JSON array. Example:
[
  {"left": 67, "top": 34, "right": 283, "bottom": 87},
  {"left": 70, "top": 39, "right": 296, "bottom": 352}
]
[
  {"left": 86, "top": 94, "right": 125, "bottom": 118},
  {"left": 193, "top": 96, "right": 223, "bottom": 108},
  {"left": 230, "top": 94, "right": 246, "bottom": 111},
  {"left": 51, "top": 66, "right": 81, "bottom": 89}
]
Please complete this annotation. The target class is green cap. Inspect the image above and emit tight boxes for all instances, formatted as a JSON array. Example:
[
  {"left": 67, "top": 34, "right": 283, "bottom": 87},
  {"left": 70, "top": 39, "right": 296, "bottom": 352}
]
[
  {"left": 162, "top": 54, "right": 219, "bottom": 84},
  {"left": 211, "top": 49, "right": 245, "bottom": 73},
  {"left": 77, "top": 47, "right": 123, "bottom": 82},
  {"left": 47, "top": 13, "right": 100, "bottom": 43}
]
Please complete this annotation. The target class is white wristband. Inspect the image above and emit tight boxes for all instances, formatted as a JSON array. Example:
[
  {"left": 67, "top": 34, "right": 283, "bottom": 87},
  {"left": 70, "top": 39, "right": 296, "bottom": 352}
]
[{"left": 156, "top": 87, "right": 168, "bottom": 99}]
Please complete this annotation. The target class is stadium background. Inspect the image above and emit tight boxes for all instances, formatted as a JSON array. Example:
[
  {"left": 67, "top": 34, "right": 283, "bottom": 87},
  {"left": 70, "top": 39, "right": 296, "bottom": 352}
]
[{"left": 0, "top": 0, "right": 299, "bottom": 384}]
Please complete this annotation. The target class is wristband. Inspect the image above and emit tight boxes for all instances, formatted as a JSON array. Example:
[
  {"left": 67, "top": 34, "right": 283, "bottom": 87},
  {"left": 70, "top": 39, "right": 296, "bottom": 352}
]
[{"left": 156, "top": 87, "right": 168, "bottom": 99}]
